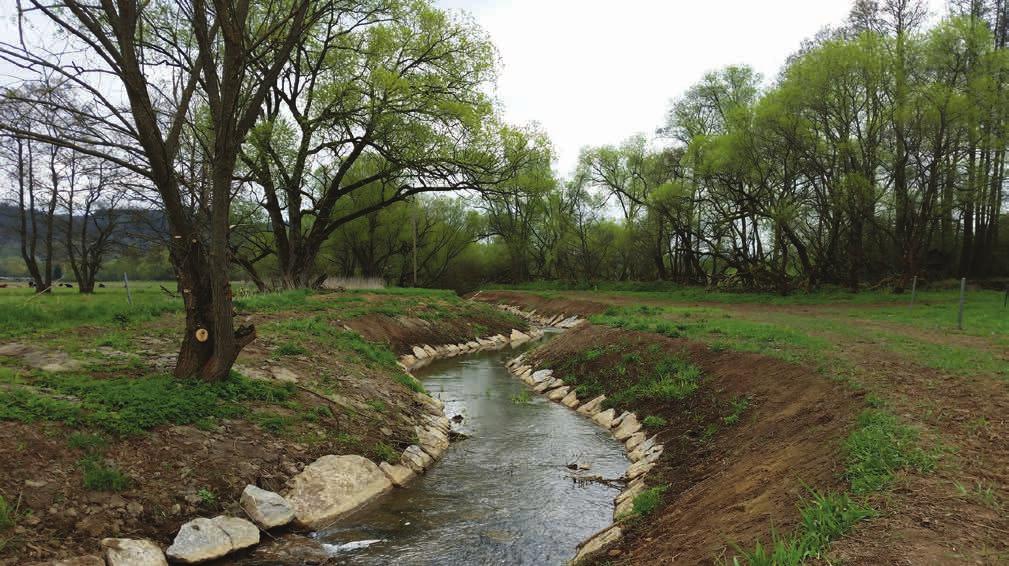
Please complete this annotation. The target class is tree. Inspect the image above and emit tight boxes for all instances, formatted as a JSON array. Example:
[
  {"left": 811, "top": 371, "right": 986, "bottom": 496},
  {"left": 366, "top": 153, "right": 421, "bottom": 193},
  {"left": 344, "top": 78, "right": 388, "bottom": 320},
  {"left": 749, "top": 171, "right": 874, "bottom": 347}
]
[
  {"left": 62, "top": 159, "right": 127, "bottom": 293},
  {"left": 238, "top": 1, "right": 508, "bottom": 288},
  {"left": 1, "top": 0, "right": 323, "bottom": 379}
]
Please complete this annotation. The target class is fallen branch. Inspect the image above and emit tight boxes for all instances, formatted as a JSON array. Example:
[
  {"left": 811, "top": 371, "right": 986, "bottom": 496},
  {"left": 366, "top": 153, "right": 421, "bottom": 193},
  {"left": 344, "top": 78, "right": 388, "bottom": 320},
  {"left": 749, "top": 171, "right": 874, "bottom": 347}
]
[{"left": 570, "top": 474, "right": 625, "bottom": 488}]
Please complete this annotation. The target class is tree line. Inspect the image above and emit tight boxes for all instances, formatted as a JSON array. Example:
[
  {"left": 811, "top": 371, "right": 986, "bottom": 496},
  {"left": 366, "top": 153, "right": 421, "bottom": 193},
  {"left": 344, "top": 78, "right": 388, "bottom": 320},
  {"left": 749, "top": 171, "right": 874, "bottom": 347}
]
[{"left": 482, "top": 0, "right": 1009, "bottom": 293}]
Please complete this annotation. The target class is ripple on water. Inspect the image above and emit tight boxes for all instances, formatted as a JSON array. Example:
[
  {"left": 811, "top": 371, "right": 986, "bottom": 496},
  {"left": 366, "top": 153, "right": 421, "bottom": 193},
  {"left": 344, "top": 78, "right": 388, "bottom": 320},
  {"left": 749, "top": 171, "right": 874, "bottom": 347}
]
[{"left": 319, "top": 343, "right": 629, "bottom": 565}]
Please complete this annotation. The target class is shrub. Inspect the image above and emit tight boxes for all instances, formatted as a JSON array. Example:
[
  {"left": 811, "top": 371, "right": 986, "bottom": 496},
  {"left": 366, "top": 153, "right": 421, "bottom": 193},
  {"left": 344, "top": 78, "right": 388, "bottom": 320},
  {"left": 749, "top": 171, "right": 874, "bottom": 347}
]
[{"left": 0, "top": 495, "right": 14, "bottom": 530}]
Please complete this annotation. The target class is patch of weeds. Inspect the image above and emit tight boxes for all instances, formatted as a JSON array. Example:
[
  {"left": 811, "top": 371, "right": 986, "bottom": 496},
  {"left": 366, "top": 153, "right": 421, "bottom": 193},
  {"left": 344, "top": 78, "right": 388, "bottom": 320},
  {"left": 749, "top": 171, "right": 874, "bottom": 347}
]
[
  {"left": 194, "top": 417, "right": 218, "bottom": 431},
  {"left": 251, "top": 412, "right": 295, "bottom": 434},
  {"left": 0, "top": 494, "right": 16, "bottom": 530},
  {"left": 197, "top": 488, "right": 217, "bottom": 506},
  {"left": 395, "top": 372, "right": 425, "bottom": 394},
  {"left": 510, "top": 389, "right": 533, "bottom": 404},
  {"left": 700, "top": 423, "right": 719, "bottom": 442},
  {"left": 374, "top": 441, "right": 398, "bottom": 464},
  {"left": 275, "top": 342, "right": 308, "bottom": 356},
  {"left": 631, "top": 485, "right": 667, "bottom": 516},
  {"left": 67, "top": 432, "right": 107, "bottom": 453},
  {"left": 366, "top": 400, "right": 387, "bottom": 413},
  {"left": 310, "top": 405, "right": 334, "bottom": 420},
  {"left": 642, "top": 415, "right": 667, "bottom": 428},
  {"left": 844, "top": 410, "right": 937, "bottom": 494},
  {"left": 81, "top": 456, "right": 129, "bottom": 492},
  {"left": 731, "top": 491, "right": 875, "bottom": 565},
  {"left": 865, "top": 394, "right": 887, "bottom": 409},
  {"left": 608, "top": 356, "right": 701, "bottom": 406},
  {"left": 96, "top": 332, "right": 131, "bottom": 351},
  {"left": 723, "top": 396, "right": 750, "bottom": 425},
  {"left": 956, "top": 481, "right": 1003, "bottom": 511}
]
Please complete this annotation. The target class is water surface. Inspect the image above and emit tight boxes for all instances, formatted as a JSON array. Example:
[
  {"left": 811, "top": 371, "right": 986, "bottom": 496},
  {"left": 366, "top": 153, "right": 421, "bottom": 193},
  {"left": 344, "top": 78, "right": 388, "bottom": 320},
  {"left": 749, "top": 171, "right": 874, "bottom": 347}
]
[{"left": 320, "top": 342, "right": 628, "bottom": 565}]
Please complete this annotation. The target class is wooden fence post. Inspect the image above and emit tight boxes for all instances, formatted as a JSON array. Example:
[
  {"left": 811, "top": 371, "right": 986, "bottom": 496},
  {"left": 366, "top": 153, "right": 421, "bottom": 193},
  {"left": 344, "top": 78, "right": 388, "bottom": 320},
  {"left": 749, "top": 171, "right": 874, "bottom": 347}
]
[{"left": 124, "top": 273, "right": 133, "bottom": 306}]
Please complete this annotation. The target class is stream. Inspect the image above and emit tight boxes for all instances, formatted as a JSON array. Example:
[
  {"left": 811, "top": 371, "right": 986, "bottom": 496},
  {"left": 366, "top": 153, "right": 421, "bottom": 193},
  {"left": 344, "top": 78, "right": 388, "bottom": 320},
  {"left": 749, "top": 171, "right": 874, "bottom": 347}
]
[{"left": 317, "top": 339, "right": 629, "bottom": 565}]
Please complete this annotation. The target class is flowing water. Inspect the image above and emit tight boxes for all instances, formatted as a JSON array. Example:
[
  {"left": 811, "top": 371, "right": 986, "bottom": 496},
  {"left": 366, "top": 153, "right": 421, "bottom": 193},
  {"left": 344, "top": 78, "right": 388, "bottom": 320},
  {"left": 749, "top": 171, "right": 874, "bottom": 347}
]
[{"left": 318, "top": 339, "right": 629, "bottom": 565}]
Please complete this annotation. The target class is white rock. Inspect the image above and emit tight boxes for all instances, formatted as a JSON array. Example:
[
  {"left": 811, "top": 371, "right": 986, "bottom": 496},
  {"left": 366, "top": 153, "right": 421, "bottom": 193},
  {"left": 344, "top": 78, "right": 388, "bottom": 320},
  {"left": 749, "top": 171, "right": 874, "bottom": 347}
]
[
  {"left": 534, "top": 378, "right": 564, "bottom": 393},
  {"left": 626, "top": 460, "right": 654, "bottom": 480},
  {"left": 285, "top": 455, "right": 392, "bottom": 529},
  {"left": 422, "top": 345, "right": 438, "bottom": 357},
  {"left": 613, "top": 414, "right": 641, "bottom": 441},
  {"left": 412, "top": 345, "right": 428, "bottom": 359},
  {"left": 576, "top": 395, "right": 607, "bottom": 416},
  {"left": 399, "top": 354, "right": 417, "bottom": 368},
  {"left": 416, "top": 426, "right": 450, "bottom": 458},
  {"left": 165, "top": 516, "right": 259, "bottom": 564},
  {"left": 592, "top": 408, "right": 617, "bottom": 428},
  {"left": 547, "top": 386, "right": 570, "bottom": 401},
  {"left": 611, "top": 411, "right": 632, "bottom": 428},
  {"left": 102, "top": 538, "right": 167, "bottom": 566},
  {"left": 574, "top": 526, "right": 622, "bottom": 562},
  {"left": 530, "top": 369, "right": 553, "bottom": 383},
  {"left": 240, "top": 485, "right": 294, "bottom": 529},
  {"left": 560, "top": 390, "right": 580, "bottom": 408},
  {"left": 379, "top": 462, "right": 415, "bottom": 487},
  {"left": 625, "top": 432, "right": 646, "bottom": 452},
  {"left": 400, "top": 445, "right": 433, "bottom": 473},
  {"left": 615, "top": 479, "right": 646, "bottom": 504}
]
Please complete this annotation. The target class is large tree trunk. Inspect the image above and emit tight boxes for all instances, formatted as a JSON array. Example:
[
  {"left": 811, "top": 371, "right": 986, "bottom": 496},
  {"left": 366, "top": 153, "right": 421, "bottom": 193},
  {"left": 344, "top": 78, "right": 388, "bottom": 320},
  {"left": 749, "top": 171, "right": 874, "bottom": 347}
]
[{"left": 172, "top": 240, "right": 256, "bottom": 380}]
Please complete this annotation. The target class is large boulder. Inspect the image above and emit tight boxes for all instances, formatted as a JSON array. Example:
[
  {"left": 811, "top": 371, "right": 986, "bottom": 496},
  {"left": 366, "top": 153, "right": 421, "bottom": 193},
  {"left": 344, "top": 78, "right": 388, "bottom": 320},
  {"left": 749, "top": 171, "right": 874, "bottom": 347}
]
[
  {"left": 416, "top": 425, "right": 450, "bottom": 458},
  {"left": 576, "top": 395, "right": 606, "bottom": 416},
  {"left": 530, "top": 369, "right": 553, "bottom": 383},
  {"left": 547, "top": 386, "right": 570, "bottom": 401},
  {"left": 165, "top": 516, "right": 259, "bottom": 564},
  {"left": 613, "top": 413, "right": 641, "bottom": 441},
  {"left": 592, "top": 408, "right": 617, "bottom": 428},
  {"left": 286, "top": 455, "right": 392, "bottom": 529},
  {"left": 379, "top": 462, "right": 415, "bottom": 487},
  {"left": 101, "top": 538, "right": 167, "bottom": 566},
  {"left": 240, "top": 485, "right": 295, "bottom": 529},
  {"left": 573, "top": 526, "right": 622, "bottom": 562},
  {"left": 400, "top": 445, "right": 433, "bottom": 473},
  {"left": 560, "top": 390, "right": 580, "bottom": 408}
]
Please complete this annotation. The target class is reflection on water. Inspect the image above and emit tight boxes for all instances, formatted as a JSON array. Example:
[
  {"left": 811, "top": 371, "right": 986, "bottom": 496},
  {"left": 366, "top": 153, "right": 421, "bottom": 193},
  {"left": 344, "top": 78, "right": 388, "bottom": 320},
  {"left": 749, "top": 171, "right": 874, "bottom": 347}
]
[{"left": 319, "top": 342, "right": 628, "bottom": 565}]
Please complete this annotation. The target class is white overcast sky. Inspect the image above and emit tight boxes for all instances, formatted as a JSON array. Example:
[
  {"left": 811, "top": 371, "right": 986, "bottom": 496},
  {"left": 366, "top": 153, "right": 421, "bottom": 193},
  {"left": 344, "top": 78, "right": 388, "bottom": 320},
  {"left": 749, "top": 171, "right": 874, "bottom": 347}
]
[{"left": 436, "top": 0, "right": 946, "bottom": 176}]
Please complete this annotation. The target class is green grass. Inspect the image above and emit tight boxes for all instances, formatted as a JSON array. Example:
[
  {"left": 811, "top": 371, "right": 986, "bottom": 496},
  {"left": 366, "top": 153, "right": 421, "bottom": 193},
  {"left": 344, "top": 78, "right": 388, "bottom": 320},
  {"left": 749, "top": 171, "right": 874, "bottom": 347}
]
[
  {"left": 374, "top": 441, "right": 398, "bottom": 463},
  {"left": 80, "top": 455, "right": 129, "bottom": 491},
  {"left": 731, "top": 491, "right": 875, "bottom": 566},
  {"left": 0, "top": 495, "right": 14, "bottom": 530},
  {"left": 642, "top": 415, "right": 667, "bottom": 428},
  {"left": 275, "top": 342, "right": 308, "bottom": 356},
  {"left": 510, "top": 389, "right": 534, "bottom": 404},
  {"left": 607, "top": 356, "right": 701, "bottom": 406},
  {"left": 67, "top": 432, "right": 107, "bottom": 452},
  {"left": 0, "top": 282, "right": 182, "bottom": 339},
  {"left": 197, "top": 488, "right": 217, "bottom": 506},
  {"left": 844, "top": 410, "right": 938, "bottom": 494},
  {"left": 631, "top": 485, "right": 668, "bottom": 516},
  {"left": 0, "top": 370, "right": 293, "bottom": 436},
  {"left": 723, "top": 396, "right": 750, "bottom": 425}
]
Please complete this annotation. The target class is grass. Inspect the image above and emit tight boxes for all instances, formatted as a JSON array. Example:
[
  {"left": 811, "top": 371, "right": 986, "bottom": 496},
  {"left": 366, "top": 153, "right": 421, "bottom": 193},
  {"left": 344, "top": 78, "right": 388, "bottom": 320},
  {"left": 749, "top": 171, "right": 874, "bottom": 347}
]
[
  {"left": 607, "top": 356, "right": 701, "bottom": 406},
  {"left": 723, "top": 396, "right": 750, "bottom": 425},
  {"left": 197, "top": 488, "right": 217, "bottom": 506},
  {"left": 275, "top": 342, "right": 308, "bottom": 356},
  {"left": 731, "top": 491, "right": 875, "bottom": 566},
  {"left": 510, "top": 389, "right": 534, "bottom": 404},
  {"left": 0, "top": 370, "right": 293, "bottom": 436},
  {"left": 80, "top": 455, "right": 129, "bottom": 492},
  {"left": 844, "top": 410, "right": 937, "bottom": 494},
  {"left": 0, "top": 495, "right": 14, "bottom": 530},
  {"left": 642, "top": 415, "right": 667, "bottom": 428},
  {"left": 631, "top": 485, "right": 668, "bottom": 516},
  {"left": 67, "top": 432, "right": 107, "bottom": 452},
  {"left": 374, "top": 441, "right": 398, "bottom": 463}
]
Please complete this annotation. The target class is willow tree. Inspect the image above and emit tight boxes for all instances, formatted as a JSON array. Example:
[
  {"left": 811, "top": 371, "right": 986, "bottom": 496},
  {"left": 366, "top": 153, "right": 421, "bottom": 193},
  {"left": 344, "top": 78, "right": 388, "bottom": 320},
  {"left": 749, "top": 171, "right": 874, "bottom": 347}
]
[
  {"left": 0, "top": 0, "right": 323, "bottom": 379},
  {"left": 238, "top": 0, "right": 510, "bottom": 288}
]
